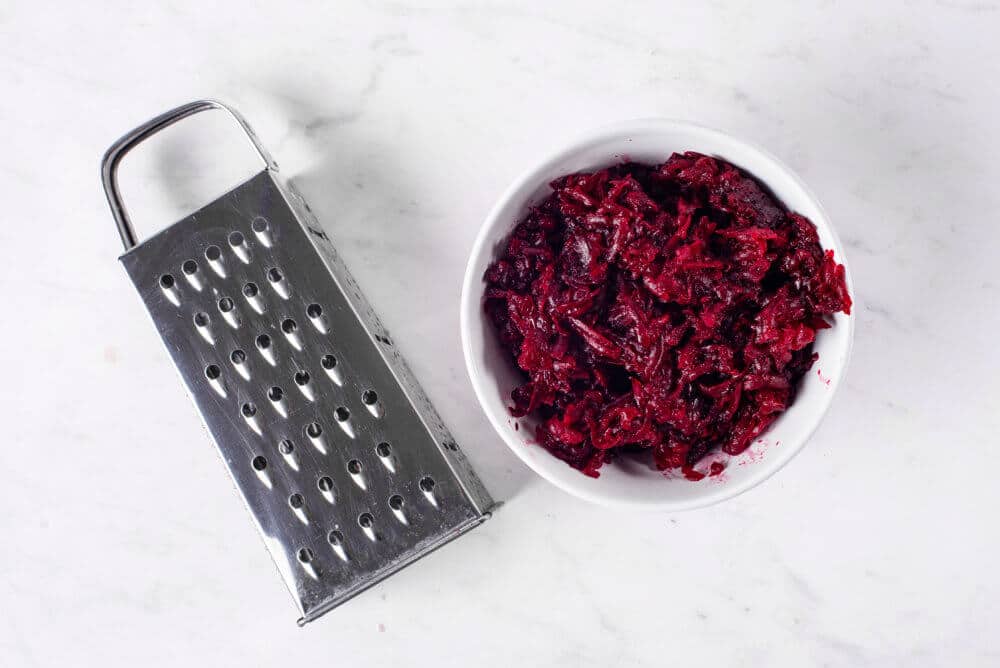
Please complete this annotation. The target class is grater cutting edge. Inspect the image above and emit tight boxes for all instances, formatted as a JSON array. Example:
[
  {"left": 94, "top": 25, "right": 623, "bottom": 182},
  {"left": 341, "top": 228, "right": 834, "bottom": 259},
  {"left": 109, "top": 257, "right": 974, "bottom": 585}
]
[{"left": 102, "top": 100, "right": 495, "bottom": 625}]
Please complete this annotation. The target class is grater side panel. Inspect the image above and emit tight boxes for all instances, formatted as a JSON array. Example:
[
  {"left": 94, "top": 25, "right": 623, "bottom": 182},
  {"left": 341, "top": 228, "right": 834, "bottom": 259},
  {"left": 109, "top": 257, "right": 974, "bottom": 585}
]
[
  {"left": 120, "top": 171, "right": 490, "bottom": 622},
  {"left": 277, "top": 178, "right": 496, "bottom": 516}
]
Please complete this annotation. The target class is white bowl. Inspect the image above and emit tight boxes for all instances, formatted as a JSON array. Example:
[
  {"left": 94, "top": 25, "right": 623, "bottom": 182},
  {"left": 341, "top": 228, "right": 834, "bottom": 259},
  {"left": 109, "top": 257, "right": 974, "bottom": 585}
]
[{"left": 460, "top": 120, "right": 854, "bottom": 511}]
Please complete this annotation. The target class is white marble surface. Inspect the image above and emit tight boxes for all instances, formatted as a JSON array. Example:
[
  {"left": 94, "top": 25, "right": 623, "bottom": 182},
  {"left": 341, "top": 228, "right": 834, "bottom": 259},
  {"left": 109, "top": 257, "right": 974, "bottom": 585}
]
[{"left": 3, "top": 1, "right": 1000, "bottom": 665}]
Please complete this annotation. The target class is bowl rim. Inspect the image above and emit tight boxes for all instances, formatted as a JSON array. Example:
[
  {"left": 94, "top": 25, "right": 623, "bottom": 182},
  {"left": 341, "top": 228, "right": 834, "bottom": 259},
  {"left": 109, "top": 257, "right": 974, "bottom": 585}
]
[{"left": 460, "top": 118, "right": 855, "bottom": 510}]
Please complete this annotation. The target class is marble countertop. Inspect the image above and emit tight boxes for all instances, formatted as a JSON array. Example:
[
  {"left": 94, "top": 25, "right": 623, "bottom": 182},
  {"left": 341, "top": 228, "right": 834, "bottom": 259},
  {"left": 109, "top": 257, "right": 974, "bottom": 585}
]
[{"left": 3, "top": 1, "right": 999, "bottom": 665}]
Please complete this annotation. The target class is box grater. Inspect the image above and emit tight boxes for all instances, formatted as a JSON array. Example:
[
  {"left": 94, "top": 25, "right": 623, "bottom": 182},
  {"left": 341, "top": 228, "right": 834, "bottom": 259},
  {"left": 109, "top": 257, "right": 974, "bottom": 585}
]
[{"left": 102, "top": 100, "right": 494, "bottom": 625}]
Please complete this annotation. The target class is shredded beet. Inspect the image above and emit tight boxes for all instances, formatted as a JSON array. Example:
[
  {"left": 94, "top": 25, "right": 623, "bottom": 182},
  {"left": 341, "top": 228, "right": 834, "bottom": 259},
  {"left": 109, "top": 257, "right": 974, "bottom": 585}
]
[{"left": 484, "top": 152, "right": 851, "bottom": 478}]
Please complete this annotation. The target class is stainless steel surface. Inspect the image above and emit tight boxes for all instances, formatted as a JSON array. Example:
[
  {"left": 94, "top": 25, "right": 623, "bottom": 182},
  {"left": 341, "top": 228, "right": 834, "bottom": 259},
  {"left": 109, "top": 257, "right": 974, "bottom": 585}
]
[{"left": 103, "top": 101, "right": 494, "bottom": 625}]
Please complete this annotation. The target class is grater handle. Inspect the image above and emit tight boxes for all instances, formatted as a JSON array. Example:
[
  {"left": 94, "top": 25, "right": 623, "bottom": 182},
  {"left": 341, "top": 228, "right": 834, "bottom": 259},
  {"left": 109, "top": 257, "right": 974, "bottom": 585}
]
[{"left": 101, "top": 99, "right": 277, "bottom": 251}]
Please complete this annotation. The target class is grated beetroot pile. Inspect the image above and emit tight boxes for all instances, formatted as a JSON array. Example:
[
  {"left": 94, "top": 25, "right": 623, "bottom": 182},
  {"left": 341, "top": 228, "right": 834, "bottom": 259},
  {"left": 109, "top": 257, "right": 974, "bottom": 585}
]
[{"left": 484, "top": 152, "right": 851, "bottom": 479}]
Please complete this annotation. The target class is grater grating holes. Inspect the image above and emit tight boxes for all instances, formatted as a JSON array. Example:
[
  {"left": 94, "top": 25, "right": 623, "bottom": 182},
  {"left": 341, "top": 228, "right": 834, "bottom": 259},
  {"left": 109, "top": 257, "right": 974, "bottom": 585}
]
[
  {"left": 317, "top": 476, "right": 335, "bottom": 504},
  {"left": 289, "top": 493, "right": 308, "bottom": 525},
  {"left": 297, "top": 547, "right": 318, "bottom": 579},
  {"left": 268, "top": 386, "right": 287, "bottom": 417},
  {"left": 305, "top": 422, "right": 327, "bottom": 454},
  {"left": 306, "top": 303, "right": 328, "bottom": 333},
  {"left": 267, "top": 267, "right": 290, "bottom": 299},
  {"left": 159, "top": 274, "right": 180, "bottom": 306},
  {"left": 388, "top": 495, "right": 407, "bottom": 525},
  {"left": 182, "top": 259, "right": 202, "bottom": 290},
  {"left": 229, "top": 231, "right": 250, "bottom": 264},
  {"left": 334, "top": 406, "right": 354, "bottom": 438},
  {"left": 281, "top": 318, "right": 302, "bottom": 350},
  {"left": 419, "top": 476, "right": 438, "bottom": 507},
  {"left": 251, "top": 216, "right": 273, "bottom": 247},
  {"left": 230, "top": 349, "right": 250, "bottom": 380},
  {"left": 255, "top": 334, "right": 276, "bottom": 365},
  {"left": 193, "top": 312, "right": 214, "bottom": 344},
  {"left": 358, "top": 513, "right": 376, "bottom": 541},
  {"left": 347, "top": 459, "right": 366, "bottom": 490},
  {"left": 205, "top": 245, "right": 226, "bottom": 277},
  {"left": 205, "top": 364, "right": 225, "bottom": 396},
  {"left": 243, "top": 282, "right": 264, "bottom": 314},
  {"left": 294, "top": 370, "right": 314, "bottom": 401},
  {"left": 362, "top": 390, "right": 382, "bottom": 418},
  {"left": 242, "top": 401, "right": 261, "bottom": 433},
  {"left": 320, "top": 354, "right": 343, "bottom": 385},
  {"left": 278, "top": 438, "right": 299, "bottom": 470},
  {"left": 252, "top": 454, "right": 272, "bottom": 488},
  {"left": 218, "top": 297, "right": 239, "bottom": 329},
  {"left": 375, "top": 442, "right": 395, "bottom": 473},
  {"left": 328, "top": 531, "right": 348, "bottom": 562}
]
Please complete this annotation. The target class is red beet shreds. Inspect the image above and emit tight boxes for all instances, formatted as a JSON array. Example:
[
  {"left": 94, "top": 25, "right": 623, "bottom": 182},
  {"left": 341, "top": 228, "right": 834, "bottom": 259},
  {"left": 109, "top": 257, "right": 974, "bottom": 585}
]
[{"left": 483, "top": 152, "right": 851, "bottom": 478}]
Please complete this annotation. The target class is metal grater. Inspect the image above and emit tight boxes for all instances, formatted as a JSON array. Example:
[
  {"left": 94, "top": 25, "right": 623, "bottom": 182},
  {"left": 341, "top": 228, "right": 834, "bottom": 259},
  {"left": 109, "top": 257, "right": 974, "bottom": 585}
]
[{"left": 102, "top": 100, "right": 494, "bottom": 625}]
